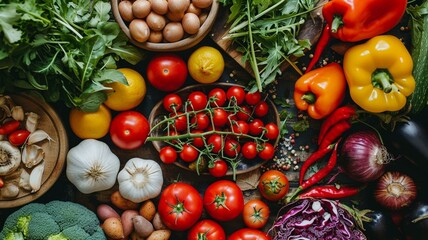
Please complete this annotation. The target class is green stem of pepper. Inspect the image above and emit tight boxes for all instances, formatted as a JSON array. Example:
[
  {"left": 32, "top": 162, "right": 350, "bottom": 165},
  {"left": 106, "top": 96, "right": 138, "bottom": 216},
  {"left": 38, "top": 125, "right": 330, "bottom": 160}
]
[
  {"left": 330, "top": 15, "right": 344, "bottom": 33},
  {"left": 301, "top": 92, "right": 316, "bottom": 104},
  {"left": 372, "top": 69, "right": 395, "bottom": 93}
]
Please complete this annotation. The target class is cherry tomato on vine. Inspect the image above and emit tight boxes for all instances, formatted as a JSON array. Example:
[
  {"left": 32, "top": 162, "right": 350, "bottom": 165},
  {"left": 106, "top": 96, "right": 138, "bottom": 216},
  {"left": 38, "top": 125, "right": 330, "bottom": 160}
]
[
  {"left": 242, "top": 141, "right": 258, "bottom": 160},
  {"left": 228, "top": 228, "right": 271, "bottom": 240},
  {"left": 207, "top": 134, "right": 223, "bottom": 154},
  {"left": 245, "top": 91, "right": 262, "bottom": 106},
  {"left": 180, "top": 144, "right": 199, "bottom": 162},
  {"left": 223, "top": 139, "right": 241, "bottom": 158},
  {"left": 264, "top": 123, "right": 279, "bottom": 140},
  {"left": 146, "top": 54, "right": 187, "bottom": 92},
  {"left": 159, "top": 146, "right": 177, "bottom": 164},
  {"left": 232, "top": 120, "right": 249, "bottom": 135},
  {"left": 158, "top": 182, "right": 203, "bottom": 231},
  {"left": 227, "top": 86, "right": 246, "bottom": 105},
  {"left": 248, "top": 119, "right": 264, "bottom": 136},
  {"left": 203, "top": 180, "right": 244, "bottom": 221},
  {"left": 208, "top": 159, "right": 228, "bottom": 177},
  {"left": 237, "top": 105, "right": 251, "bottom": 121},
  {"left": 187, "top": 219, "right": 226, "bottom": 240},
  {"left": 258, "top": 142, "right": 275, "bottom": 161},
  {"left": 191, "top": 130, "right": 205, "bottom": 148},
  {"left": 208, "top": 88, "right": 227, "bottom": 107},
  {"left": 187, "top": 91, "right": 208, "bottom": 111},
  {"left": 163, "top": 93, "right": 182, "bottom": 112},
  {"left": 242, "top": 199, "right": 270, "bottom": 229},
  {"left": 170, "top": 112, "right": 187, "bottom": 132},
  {"left": 110, "top": 111, "right": 150, "bottom": 150},
  {"left": 258, "top": 170, "right": 289, "bottom": 201},
  {"left": 8, "top": 129, "right": 30, "bottom": 146},
  {"left": 191, "top": 112, "right": 210, "bottom": 130},
  {"left": 212, "top": 108, "right": 228, "bottom": 128},
  {"left": 254, "top": 101, "right": 269, "bottom": 117}
]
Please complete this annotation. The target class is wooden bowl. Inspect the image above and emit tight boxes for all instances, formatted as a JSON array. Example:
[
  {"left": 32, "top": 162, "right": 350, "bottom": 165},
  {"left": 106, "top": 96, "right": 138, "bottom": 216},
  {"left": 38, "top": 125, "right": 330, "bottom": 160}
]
[
  {"left": 0, "top": 94, "right": 68, "bottom": 208},
  {"left": 148, "top": 83, "right": 280, "bottom": 176},
  {"left": 111, "top": 0, "right": 219, "bottom": 52}
]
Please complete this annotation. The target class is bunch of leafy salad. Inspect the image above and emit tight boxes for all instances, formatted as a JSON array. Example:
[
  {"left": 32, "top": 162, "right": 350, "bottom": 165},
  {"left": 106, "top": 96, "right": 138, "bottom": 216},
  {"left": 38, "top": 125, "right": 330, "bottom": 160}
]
[
  {"left": 219, "top": 0, "right": 318, "bottom": 92},
  {"left": 0, "top": 0, "right": 144, "bottom": 111}
]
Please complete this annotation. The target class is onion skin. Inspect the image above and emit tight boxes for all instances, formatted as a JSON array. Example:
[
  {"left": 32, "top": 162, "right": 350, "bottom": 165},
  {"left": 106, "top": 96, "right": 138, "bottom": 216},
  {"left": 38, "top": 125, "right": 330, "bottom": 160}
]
[
  {"left": 375, "top": 171, "right": 417, "bottom": 210},
  {"left": 340, "top": 130, "right": 389, "bottom": 183}
]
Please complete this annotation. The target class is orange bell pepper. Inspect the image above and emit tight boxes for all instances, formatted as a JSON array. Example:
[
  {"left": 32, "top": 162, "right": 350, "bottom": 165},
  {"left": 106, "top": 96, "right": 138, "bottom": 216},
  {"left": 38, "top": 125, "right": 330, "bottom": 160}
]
[{"left": 294, "top": 63, "right": 347, "bottom": 119}]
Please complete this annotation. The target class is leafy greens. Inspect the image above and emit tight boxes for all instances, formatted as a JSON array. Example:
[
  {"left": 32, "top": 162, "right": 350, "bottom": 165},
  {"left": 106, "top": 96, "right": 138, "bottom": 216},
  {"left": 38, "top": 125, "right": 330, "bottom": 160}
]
[{"left": 0, "top": 0, "right": 144, "bottom": 111}]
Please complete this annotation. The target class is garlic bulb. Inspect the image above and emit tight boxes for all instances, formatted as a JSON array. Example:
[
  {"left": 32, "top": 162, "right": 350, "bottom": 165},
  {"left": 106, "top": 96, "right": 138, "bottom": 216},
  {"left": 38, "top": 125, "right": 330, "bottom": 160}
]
[
  {"left": 117, "top": 158, "right": 163, "bottom": 203},
  {"left": 66, "top": 139, "right": 120, "bottom": 194}
]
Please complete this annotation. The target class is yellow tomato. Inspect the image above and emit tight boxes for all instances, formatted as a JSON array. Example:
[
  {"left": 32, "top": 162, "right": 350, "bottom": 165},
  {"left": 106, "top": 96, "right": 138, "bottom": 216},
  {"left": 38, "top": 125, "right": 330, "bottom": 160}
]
[
  {"left": 69, "top": 104, "right": 111, "bottom": 139},
  {"left": 188, "top": 46, "right": 225, "bottom": 84},
  {"left": 104, "top": 68, "right": 146, "bottom": 111}
]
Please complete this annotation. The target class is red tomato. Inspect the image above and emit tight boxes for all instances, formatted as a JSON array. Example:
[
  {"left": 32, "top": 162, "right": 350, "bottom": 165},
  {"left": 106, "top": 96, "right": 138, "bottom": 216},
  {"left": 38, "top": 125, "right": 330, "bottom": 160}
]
[
  {"left": 170, "top": 112, "right": 187, "bottom": 132},
  {"left": 264, "top": 123, "right": 279, "bottom": 140},
  {"left": 228, "top": 228, "right": 271, "bottom": 240},
  {"left": 248, "top": 119, "right": 264, "bottom": 136},
  {"left": 8, "top": 129, "right": 30, "bottom": 146},
  {"left": 258, "top": 170, "right": 289, "bottom": 201},
  {"left": 254, "top": 101, "right": 269, "bottom": 117},
  {"left": 212, "top": 108, "right": 228, "bottom": 128},
  {"left": 237, "top": 105, "right": 251, "bottom": 121},
  {"left": 146, "top": 54, "right": 187, "bottom": 92},
  {"left": 223, "top": 139, "right": 241, "bottom": 158},
  {"left": 203, "top": 180, "right": 244, "bottom": 221},
  {"left": 191, "top": 130, "right": 205, "bottom": 148},
  {"left": 187, "top": 91, "right": 208, "bottom": 111},
  {"left": 187, "top": 219, "right": 226, "bottom": 240},
  {"left": 258, "top": 143, "right": 275, "bottom": 161},
  {"left": 207, "top": 134, "right": 223, "bottom": 154},
  {"left": 208, "top": 159, "right": 228, "bottom": 177},
  {"left": 158, "top": 182, "right": 203, "bottom": 231},
  {"left": 241, "top": 142, "right": 258, "bottom": 160},
  {"left": 163, "top": 93, "right": 182, "bottom": 112},
  {"left": 242, "top": 199, "right": 270, "bottom": 229},
  {"left": 231, "top": 120, "right": 249, "bottom": 135},
  {"left": 208, "top": 88, "right": 227, "bottom": 107},
  {"left": 0, "top": 120, "right": 20, "bottom": 135},
  {"left": 180, "top": 144, "right": 199, "bottom": 162},
  {"left": 110, "top": 111, "right": 149, "bottom": 150},
  {"left": 159, "top": 146, "right": 177, "bottom": 164},
  {"left": 226, "top": 86, "right": 246, "bottom": 105},
  {"left": 245, "top": 91, "right": 262, "bottom": 106},
  {"left": 192, "top": 112, "right": 210, "bottom": 130}
]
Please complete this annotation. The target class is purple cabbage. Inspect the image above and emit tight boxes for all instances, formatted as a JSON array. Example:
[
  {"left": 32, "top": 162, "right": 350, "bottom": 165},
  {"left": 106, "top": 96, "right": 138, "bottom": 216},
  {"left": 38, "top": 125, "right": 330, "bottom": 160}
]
[{"left": 269, "top": 199, "right": 367, "bottom": 240}]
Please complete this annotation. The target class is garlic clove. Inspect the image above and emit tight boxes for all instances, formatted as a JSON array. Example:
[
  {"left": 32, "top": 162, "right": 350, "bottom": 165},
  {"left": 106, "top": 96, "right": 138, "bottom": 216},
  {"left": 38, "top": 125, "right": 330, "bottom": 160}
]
[
  {"left": 22, "top": 144, "right": 45, "bottom": 169},
  {"left": 19, "top": 168, "right": 32, "bottom": 191},
  {"left": 29, "top": 161, "right": 45, "bottom": 193},
  {"left": 25, "top": 112, "right": 40, "bottom": 133},
  {"left": 27, "top": 129, "right": 54, "bottom": 145},
  {"left": 11, "top": 106, "right": 24, "bottom": 121},
  {"left": 1, "top": 182, "right": 20, "bottom": 198}
]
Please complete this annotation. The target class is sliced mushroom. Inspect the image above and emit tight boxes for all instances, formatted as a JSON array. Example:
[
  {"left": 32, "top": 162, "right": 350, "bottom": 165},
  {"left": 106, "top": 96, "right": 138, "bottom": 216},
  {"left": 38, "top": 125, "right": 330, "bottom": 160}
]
[{"left": 0, "top": 141, "right": 21, "bottom": 176}]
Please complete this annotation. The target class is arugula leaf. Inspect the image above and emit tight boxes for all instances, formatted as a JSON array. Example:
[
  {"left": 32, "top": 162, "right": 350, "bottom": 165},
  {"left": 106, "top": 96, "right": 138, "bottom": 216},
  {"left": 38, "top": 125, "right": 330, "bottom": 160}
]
[{"left": 0, "top": 4, "right": 22, "bottom": 43}]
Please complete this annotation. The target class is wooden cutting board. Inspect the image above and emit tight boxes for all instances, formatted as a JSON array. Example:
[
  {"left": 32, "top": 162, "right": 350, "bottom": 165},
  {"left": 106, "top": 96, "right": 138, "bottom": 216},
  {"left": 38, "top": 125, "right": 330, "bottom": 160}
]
[{"left": 210, "top": 3, "right": 325, "bottom": 76}]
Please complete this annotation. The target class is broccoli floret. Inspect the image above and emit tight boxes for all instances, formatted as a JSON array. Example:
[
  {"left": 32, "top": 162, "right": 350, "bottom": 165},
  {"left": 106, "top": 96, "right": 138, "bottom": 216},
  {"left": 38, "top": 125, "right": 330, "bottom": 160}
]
[{"left": 0, "top": 201, "right": 106, "bottom": 240}]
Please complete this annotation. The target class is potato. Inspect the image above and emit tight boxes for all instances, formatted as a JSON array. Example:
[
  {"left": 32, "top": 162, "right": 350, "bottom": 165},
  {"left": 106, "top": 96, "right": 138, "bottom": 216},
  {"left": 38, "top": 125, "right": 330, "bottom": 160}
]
[
  {"left": 97, "top": 204, "right": 120, "bottom": 222},
  {"left": 163, "top": 22, "right": 184, "bottom": 42},
  {"left": 147, "top": 229, "right": 171, "bottom": 240},
  {"left": 146, "top": 12, "right": 166, "bottom": 31},
  {"left": 168, "top": 0, "right": 189, "bottom": 14},
  {"left": 121, "top": 210, "right": 139, "bottom": 238},
  {"left": 150, "top": 0, "right": 168, "bottom": 15},
  {"left": 182, "top": 12, "right": 200, "bottom": 34},
  {"left": 133, "top": 0, "right": 151, "bottom": 19},
  {"left": 152, "top": 212, "right": 167, "bottom": 230},
  {"left": 186, "top": 3, "right": 202, "bottom": 15},
  {"left": 133, "top": 215, "right": 154, "bottom": 238},
  {"left": 149, "top": 31, "right": 163, "bottom": 43},
  {"left": 192, "top": 0, "right": 213, "bottom": 9},
  {"left": 129, "top": 19, "right": 151, "bottom": 43},
  {"left": 102, "top": 217, "right": 124, "bottom": 240},
  {"left": 139, "top": 199, "right": 156, "bottom": 221},
  {"left": 118, "top": 0, "right": 135, "bottom": 22},
  {"left": 111, "top": 190, "right": 139, "bottom": 210}
]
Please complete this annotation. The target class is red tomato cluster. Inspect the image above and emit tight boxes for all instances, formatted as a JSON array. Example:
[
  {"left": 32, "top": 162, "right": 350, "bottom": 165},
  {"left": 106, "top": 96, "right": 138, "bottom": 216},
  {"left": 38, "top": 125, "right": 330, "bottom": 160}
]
[
  {"left": 158, "top": 180, "right": 272, "bottom": 240},
  {"left": 156, "top": 85, "right": 280, "bottom": 177}
]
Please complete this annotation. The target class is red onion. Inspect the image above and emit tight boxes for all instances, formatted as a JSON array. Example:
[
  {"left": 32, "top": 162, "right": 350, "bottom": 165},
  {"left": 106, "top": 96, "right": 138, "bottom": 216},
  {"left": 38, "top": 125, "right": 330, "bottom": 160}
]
[
  {"left": 340, "top": 130, "right": 392, "bottom": 183},
  {"left": 374, "top": 171, "right": 417, "bottom": 210}
]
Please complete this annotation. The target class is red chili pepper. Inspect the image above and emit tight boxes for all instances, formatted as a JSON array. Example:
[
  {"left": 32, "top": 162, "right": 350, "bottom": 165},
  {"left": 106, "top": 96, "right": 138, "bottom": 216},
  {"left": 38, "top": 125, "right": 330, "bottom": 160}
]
[
  {"left": 300, "top": 141, "right": 339, "bottom": 191},
  {"left": 299, "top": 145, "right": 333, "bottom": 185},
  {"left": 0, "top": 120, "right": 20, "bottom": 135},
  {"left": 319, "top": 120, "right": 351, "bottom": 149},
  {"left": 305, "top": 24, "right": 331, "bottom": 73},
  {"left": 297, "top": 185, "right": 362, "bottom": 199},
  {"left": 318, "top": 105, "right": 356, "bottom": 145}
]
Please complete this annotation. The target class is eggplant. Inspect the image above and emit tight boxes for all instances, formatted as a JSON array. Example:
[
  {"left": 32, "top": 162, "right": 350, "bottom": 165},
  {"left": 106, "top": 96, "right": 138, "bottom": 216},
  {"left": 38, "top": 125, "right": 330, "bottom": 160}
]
[
  {"left": 362, "top": 210, "right": 403, "bottom": 240},
  {"left": 402, "top": 201, "right": 428, "bottom": 239}
]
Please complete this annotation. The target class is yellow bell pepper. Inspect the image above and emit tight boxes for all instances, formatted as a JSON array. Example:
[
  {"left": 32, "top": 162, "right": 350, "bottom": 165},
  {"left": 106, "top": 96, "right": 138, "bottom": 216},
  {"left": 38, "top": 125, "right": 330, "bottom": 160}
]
[{"left": 343, "top": 35, "right": 416, "bottom": 113}]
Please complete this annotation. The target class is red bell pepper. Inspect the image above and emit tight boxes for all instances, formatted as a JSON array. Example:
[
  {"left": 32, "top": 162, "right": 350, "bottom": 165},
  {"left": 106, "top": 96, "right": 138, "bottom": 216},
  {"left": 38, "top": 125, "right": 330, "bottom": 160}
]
[{"left": 306, "top": 0, "right": 407, "bottom": 72}]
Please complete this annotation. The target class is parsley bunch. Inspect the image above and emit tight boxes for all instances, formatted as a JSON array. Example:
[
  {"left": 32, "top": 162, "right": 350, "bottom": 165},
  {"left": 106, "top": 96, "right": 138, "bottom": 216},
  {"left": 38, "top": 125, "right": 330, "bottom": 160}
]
[{"left": 0, "top": 0, "right": 144, "bottom": 111}]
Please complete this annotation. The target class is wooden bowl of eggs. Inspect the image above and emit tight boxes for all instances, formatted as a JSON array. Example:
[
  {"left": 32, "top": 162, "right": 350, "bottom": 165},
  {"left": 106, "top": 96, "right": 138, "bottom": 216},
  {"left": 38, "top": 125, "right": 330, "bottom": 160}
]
[{"left": 111, "top": 0, "right": 219, "bottom": 51}]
